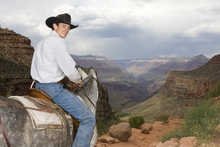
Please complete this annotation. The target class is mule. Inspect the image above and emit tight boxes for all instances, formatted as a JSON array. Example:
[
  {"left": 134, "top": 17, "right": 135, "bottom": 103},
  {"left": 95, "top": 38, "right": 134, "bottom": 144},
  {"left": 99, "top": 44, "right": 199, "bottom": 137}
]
[{"left": 0, "top": 67, "right": 98, "bottom": 147}]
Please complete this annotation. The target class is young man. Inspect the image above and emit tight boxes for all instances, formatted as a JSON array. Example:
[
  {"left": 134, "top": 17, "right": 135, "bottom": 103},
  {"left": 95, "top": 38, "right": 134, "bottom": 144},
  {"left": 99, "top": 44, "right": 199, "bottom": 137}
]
[{"left": 31, "top": 13, "right": 96, "bottom": 147}]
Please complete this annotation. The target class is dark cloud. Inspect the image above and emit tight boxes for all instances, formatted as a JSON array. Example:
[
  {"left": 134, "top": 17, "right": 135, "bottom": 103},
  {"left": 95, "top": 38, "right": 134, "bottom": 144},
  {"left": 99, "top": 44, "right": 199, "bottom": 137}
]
[
  {"left": 1, "top": 0, "right": 220, "bottom": 59},
  {"left": 89, "top": 23, "right": 141, "bottom": 38},
  {"left": 196, "top": 6, "right": 220, "bottom": 15}
]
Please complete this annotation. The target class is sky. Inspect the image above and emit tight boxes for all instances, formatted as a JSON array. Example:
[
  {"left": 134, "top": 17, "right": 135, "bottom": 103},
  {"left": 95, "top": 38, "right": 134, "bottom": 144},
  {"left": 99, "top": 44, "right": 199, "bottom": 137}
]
[{"left": 1, "top": 0, "right": 220, "bottom": 60}]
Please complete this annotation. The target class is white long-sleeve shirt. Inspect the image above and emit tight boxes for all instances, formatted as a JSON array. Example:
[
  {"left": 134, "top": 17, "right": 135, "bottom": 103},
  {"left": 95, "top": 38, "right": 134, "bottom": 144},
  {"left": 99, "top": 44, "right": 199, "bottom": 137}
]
[{"left": 31, "top": 31, "right": 81, "bottom": 84}]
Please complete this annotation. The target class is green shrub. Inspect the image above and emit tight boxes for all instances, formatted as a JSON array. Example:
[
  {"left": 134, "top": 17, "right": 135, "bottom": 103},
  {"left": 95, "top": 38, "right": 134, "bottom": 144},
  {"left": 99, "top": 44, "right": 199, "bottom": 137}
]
[
  {"left": 160, "top": 127, "right": 183, "bottom": 142},
  {"left": 115, "top": 109, "right": 130, "bottom": 118},
  {"left": 160, "top": 80, "right": 220, "bottom": 143},
  {"left": 182, "top": 103, "right": 220, "bottom": 140},
  {"left": 128, "top": 116, "right": 145, "bottom": 128},
  {"left": 204, "top": 81, "right": 220, "bottom": 100},
  {"left": 154, "top": 113, "right": 170, "bottom": 124},
  {"left": 160, "top": 102, "right": 220, "bottom": 142}
]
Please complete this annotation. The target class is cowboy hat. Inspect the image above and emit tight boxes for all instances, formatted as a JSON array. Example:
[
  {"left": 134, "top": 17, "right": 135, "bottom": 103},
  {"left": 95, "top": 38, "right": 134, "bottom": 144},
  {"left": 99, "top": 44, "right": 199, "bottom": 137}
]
[{"left": 45, "top": 13, "right": 78, "bottom": 30}]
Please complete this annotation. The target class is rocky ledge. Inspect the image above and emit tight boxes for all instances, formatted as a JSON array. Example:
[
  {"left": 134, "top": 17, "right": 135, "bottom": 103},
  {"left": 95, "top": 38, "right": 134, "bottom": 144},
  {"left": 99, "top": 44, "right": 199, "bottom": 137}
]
[{"left": 162, "top": 54, "right": 220, "bottom": 105}]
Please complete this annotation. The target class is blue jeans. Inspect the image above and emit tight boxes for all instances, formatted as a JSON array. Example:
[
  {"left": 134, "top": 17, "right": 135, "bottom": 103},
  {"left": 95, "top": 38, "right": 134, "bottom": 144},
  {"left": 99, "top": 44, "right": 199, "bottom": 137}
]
[{"left": 35, "top": 82, "right": 96, "bottom": 147}]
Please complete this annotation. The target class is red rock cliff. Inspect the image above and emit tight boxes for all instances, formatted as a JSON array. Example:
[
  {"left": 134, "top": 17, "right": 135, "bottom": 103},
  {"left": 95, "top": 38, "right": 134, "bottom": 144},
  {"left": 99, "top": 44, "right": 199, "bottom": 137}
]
[
  {"left": 0, "top": 28, "right": 34, "bottom": 96},
  {"left": 0, "top": 28, "right": 34, "bottom": 67},
  {"left": 162, "top": 54, "right": 220, "bottom": 100}
]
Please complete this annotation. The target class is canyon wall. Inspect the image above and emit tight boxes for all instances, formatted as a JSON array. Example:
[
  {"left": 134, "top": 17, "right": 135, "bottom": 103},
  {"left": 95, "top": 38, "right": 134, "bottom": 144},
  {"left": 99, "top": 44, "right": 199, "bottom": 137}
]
[
  {"left": 162, "top": 54, "right": 220, "bottom": 106},
  {"left": 0, "top": 28, "right": 34, "bottom": 96}
]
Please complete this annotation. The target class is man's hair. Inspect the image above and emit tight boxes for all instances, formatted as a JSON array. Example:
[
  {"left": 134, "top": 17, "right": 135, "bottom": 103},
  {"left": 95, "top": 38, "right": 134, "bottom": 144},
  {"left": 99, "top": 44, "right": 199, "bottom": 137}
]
[{"left": 52, "top": 22, "right": 60, "bottom": 30}]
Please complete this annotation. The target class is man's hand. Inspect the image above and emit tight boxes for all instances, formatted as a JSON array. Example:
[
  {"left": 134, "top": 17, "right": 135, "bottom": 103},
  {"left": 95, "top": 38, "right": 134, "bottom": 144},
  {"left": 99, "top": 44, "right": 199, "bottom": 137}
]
[{"left": 73, "top": 81, "right": 83, "bottom": 88}]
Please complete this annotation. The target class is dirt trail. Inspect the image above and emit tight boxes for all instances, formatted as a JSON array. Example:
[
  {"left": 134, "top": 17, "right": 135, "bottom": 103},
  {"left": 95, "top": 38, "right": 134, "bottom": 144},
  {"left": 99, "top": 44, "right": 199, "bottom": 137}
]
[{"left": 96, "top": 118, "right": 182, "bottom": 147}]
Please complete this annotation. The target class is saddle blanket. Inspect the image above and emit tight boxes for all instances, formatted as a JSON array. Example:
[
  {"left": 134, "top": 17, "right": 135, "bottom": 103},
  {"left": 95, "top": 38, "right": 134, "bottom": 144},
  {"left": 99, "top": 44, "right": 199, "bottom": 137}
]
[{"left": 9, "top": 96, "right": 73, "bottom": 131}]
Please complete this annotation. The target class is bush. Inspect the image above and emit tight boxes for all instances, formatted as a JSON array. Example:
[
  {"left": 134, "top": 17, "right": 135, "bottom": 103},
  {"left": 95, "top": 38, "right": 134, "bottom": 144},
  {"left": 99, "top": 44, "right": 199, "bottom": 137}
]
[
  {"left": 204, "top": 81, "right": 220, "bottom": 100},
  {"left": 182, "top": 103, "right": 220, "bottom": 140},
  {"left": 154, "top": 113, "right": 170, "bottom": 124},
  {"left": 160, "top": 102, "right": 220, "bottom": 142},
  {"left": 160, "top": 80, "right": 220, "bottom": 143},
  {"left": 115, "top": 109, "right": 130, "bottom": 118},
  {"left": 128, "top": 116, "right": 145, "bottom": 128}
]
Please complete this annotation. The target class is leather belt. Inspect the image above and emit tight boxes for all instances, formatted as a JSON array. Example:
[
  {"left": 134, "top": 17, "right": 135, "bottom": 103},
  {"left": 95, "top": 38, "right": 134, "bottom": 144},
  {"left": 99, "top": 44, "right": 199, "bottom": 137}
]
[
  {"left": 57, "top": 77, "right": 68, "bottom": 88},
  {"left": 35, "top": 80, "right": 63, "bottom": 84},
  {"left": 57, "top": 80, "right": 63, "bottom": 84},
  {"left": 35, "top": 78, "right": 66, "bottom": 88}
]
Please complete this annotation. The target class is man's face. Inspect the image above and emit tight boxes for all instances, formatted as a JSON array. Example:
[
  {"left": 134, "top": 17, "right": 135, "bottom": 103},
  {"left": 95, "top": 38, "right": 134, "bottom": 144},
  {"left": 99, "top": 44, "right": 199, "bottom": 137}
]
[{"left": 53, "top": 23, "right": 71, "bottom": 38}]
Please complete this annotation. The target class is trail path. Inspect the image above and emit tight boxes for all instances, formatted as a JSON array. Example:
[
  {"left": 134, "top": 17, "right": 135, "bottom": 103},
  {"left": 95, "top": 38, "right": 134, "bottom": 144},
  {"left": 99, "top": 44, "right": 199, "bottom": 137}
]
[{"left": 96, "top": 118, "right": 182, "bottom": 147}]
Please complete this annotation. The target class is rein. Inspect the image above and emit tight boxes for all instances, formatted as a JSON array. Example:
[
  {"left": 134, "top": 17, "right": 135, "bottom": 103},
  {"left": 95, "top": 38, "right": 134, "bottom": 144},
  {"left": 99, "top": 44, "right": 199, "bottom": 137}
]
[
  {"left": 0, "top": 115, "right": 10, "bottom": 147},
  {"left": 66, "top": 78, "right": 96, "bottom": 109},
  {"left": 79, "top": 87, "right": 96, "bottom": 109}
]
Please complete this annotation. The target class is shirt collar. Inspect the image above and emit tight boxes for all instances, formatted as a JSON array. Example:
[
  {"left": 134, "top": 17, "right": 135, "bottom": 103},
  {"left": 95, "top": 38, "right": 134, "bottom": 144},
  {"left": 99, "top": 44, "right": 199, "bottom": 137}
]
[{"left": 50, "top": 30, "right": 60, "bottom": 37}]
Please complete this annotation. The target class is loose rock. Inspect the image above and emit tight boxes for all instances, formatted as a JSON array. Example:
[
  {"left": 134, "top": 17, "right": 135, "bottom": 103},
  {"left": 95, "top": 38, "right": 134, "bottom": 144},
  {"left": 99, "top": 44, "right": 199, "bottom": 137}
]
[{"left": 109, "top": 122, "right": 132, "bottom": 141}]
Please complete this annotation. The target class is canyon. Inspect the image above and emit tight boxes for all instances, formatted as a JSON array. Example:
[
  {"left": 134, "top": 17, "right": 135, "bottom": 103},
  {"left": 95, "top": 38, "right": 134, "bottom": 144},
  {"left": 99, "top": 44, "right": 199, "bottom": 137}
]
[
  {"left": 73, "top": 54, "right": 209, "bottom": 110},
  {"left": 122, "top": 54, "right": 220, "bottom": 122},
  {"left": 0, "top": 27, "right": 215, "bottom": 123}
]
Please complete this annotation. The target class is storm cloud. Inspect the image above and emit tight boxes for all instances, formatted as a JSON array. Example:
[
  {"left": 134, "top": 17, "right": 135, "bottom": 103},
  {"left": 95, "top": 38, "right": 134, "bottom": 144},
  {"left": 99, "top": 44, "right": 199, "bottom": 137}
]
[{"left": 1, "top": 0, "right": 220, "bottom": 59}]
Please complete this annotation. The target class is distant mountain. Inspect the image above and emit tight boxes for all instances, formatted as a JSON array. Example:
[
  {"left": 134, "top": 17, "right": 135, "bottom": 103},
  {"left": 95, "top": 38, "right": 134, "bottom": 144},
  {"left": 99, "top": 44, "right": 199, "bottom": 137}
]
[
  {"left": 71, "top": 54, "right": 123, "bottom": 69},
  {"left": 182, "top": 54, "right": 209, "bottom": 69},
  {"left": 71, "top": 54, "right": 208, "bottom": 110},
  {"left": 72, "top": 55, "right": 153, "bottom": 109},
  {"left": 137, "top": 54, "right": 209, "bottom": 93},
  {"left": 115, "top": 56, "right": 192, "bottom": 68},
  {"left": 122, "top": 54, "right": 219, "bottom": 122}
]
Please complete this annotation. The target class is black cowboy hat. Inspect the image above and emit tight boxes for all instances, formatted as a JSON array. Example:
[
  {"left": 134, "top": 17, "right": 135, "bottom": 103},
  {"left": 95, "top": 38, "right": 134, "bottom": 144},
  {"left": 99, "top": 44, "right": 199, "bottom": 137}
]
[{"left": 45, "top": 13, "right": 78, "bottom": 30}]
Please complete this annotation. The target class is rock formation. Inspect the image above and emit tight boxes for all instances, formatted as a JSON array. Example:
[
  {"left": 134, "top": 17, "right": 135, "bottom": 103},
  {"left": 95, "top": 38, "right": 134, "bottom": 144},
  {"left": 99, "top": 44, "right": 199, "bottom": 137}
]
[
  {"left": 139, "top": 54, "right": 209, "bottom": 94},
  {"left": 73, "top": 57, "right": 155, "bottom": 110},
  {"left": 0, "top": 28, "right": 34, "bottom": 96},
  {"left": 150, "top": 137, "right": 197, "bottom": 147},
  {"left": 72, "top": 54, "right": 208, "bottom": 110},
  {"left": 109, "top": 122, "right": 132, "bottom": 141},
  {"left": 0, "top": 28, "right": 34, "bottom": 67},
  {"left": 95, "top": 119, "right": 183, "bottom": 147},
  {"left": 122, "top": 54, "right": 217, "bottom": 122},
  {"left": 96, "top": 80, "right": 117, "bottom": 121},
  {"left": 162, "top": 54, "right": 220, "bottom": 104}
]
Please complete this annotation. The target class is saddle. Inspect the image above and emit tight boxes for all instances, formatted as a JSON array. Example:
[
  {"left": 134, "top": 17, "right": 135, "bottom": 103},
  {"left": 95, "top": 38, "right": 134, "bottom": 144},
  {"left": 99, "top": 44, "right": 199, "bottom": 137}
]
[
  {"left": 27, "top": 82, "right": 80, "bottom": 129},
  {"left": 28, "top": 88, "right": 53, "bottom": 102}
]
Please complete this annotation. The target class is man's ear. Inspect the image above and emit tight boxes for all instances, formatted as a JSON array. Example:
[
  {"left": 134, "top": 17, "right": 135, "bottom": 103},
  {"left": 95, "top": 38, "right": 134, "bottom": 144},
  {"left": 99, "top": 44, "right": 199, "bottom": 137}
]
[{"left": 53, "top": 23, "right": 58, "bottom": 30}]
